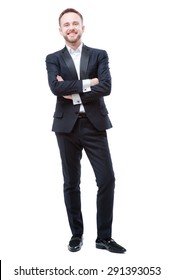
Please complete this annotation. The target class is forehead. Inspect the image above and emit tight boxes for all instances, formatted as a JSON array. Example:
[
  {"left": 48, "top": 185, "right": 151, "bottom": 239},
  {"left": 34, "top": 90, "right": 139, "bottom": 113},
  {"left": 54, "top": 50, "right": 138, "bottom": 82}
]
[{"left": 60, "top": 12, "right": 82, "bottom": 25}]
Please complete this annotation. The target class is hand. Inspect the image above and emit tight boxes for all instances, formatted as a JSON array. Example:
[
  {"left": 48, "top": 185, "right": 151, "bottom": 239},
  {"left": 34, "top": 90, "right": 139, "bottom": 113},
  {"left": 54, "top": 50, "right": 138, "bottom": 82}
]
[
  {"left": 56, "top": 75, "right": 72, "bottom": 100},
  {"left": 63, "top": 95, "right": 72, "bottom": 100},
  {"left": 56, "top": 75, "right": 64, "bottom": 81},
  {"left": 90, "top": 78, "right": 99, "bottom": 86}
]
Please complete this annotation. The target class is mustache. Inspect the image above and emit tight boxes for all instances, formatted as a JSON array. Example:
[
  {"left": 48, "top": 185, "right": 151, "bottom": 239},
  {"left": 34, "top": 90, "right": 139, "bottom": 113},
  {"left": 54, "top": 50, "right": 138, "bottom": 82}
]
[{"left": 67, "top": 29, "right": 78, "bottom": 35}]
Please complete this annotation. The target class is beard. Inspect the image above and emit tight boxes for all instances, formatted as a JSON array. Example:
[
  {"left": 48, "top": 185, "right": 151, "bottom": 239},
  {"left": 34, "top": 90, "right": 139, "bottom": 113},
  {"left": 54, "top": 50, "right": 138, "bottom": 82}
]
[{"left": 64, "top": 32, "right": 82, "bottom": 44}]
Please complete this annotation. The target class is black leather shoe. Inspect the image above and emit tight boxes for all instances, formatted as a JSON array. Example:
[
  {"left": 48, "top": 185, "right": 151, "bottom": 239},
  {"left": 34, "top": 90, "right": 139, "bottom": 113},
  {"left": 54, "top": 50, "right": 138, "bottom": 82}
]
[
  {"left": 96, "top": 238, "right": 126, "bottom": 253},
  {"left": 68, "top": 236, "right": 83, "bottom": 252}
]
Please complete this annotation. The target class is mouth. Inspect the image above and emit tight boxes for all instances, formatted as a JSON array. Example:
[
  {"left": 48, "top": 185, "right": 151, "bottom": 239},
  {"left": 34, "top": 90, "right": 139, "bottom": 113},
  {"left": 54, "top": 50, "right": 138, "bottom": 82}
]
[{"left": 67, "top": 30, "right": 77, "bottom": 35}]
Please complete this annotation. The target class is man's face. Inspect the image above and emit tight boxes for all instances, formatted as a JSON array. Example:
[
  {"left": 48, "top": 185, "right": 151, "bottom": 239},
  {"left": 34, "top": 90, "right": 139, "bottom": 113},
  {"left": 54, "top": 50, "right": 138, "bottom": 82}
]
[{"left": 59, "top": 12, "right": 85, "bottom": 44}]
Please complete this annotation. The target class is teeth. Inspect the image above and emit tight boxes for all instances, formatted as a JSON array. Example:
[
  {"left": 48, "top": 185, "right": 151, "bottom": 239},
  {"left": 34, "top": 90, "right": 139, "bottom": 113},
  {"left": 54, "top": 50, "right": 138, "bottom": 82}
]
[{"left": 67, "top": 31, "right": 77, "bottom": 35}]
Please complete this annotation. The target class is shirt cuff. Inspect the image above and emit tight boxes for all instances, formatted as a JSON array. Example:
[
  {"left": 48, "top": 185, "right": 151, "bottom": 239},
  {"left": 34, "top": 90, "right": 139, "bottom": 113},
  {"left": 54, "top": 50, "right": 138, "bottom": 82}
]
[
  {"left": 72, "top": 94, "right": 82, "bottom": 105},
  {"left": 83, "top": 79, "right": 91, "bottom": 92}
]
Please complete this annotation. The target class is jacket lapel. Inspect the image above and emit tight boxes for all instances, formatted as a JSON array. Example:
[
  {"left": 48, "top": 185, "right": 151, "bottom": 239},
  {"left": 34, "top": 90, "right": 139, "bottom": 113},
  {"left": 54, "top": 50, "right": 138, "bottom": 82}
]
[
  {"left": 61, "top": 47, "right": 78, "bottom": 79},
  {"left": 80, "top": 45, "right": 90, "bottom": 79},
  {"left": 61, "top": 45, "right": 90, "bottom": 80}
]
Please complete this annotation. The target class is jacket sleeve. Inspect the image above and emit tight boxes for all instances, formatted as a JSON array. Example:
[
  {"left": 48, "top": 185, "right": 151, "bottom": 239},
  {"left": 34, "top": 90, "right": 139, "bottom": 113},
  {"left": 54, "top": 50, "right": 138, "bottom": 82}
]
[
  {"left": 80, "top": 50, "right": 112, "bottom": 104},
  {"left": 45, "top": 54, "right": 83, "bottom": 96}
]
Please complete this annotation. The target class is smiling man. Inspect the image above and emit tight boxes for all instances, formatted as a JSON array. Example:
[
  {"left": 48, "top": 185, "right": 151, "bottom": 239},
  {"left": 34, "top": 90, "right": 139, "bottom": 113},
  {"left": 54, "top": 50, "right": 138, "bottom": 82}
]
[{"left": 45, "top": 8, "right": 126, "bottom": 254}]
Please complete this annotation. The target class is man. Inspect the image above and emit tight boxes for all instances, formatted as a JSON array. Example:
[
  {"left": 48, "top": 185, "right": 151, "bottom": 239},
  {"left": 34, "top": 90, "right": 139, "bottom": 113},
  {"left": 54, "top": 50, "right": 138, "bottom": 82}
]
[{"left": 46, "top": 8, "right": 126, "bottom": 253}]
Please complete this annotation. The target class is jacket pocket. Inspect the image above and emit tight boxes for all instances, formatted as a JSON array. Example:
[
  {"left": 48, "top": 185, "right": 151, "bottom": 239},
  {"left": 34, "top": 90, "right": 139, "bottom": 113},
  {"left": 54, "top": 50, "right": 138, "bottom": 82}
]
[{"left": 53, "top": 111, "right": 63, "bottom": 118}]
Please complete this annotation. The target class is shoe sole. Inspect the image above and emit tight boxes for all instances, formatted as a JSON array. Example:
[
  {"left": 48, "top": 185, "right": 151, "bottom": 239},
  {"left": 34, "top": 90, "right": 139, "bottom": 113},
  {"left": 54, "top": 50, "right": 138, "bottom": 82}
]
[
  {"left": 68, "top": 242, "right": 83, "bottom": 252},
  {"left": 68, "top": 246, "right": 81, "bottom": 252}
]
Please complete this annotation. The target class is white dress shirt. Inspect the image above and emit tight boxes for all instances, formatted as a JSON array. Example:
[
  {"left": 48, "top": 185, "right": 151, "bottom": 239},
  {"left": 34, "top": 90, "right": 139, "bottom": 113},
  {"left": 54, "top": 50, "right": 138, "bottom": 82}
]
[{"left": 66, "top": 44, "right": 91, "bottom": 112}]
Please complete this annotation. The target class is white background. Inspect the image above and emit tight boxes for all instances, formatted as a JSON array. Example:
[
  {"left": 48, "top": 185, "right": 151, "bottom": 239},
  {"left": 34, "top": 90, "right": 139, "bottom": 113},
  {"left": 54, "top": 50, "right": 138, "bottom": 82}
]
[{"left": 0, "top": 0, "right": 173, "bottom": 279}]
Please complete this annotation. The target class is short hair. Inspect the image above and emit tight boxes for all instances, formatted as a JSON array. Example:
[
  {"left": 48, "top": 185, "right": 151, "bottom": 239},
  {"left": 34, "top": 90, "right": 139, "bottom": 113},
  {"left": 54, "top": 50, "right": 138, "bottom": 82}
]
[{"left": 59, "top": 8, "right": 83, "bottom": 25}]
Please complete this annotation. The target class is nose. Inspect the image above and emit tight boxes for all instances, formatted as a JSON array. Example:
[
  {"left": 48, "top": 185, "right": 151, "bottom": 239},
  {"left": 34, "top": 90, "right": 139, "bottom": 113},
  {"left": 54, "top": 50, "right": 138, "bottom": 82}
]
[{"left": 68, "top": 27, "right": 76, "bottom": 33}]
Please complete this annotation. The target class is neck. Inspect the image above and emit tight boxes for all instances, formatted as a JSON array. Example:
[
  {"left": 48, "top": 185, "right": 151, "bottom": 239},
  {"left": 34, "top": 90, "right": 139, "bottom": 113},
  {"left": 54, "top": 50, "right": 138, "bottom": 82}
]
[{"left": 66, "top": 41, "right": 82, "bottom": 51}]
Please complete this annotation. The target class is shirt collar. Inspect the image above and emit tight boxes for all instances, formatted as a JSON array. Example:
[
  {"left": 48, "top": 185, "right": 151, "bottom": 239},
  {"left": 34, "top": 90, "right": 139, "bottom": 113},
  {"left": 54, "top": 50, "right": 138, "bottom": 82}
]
[{"left": 66, "top": 43, "right": 83, "bottom": 54}]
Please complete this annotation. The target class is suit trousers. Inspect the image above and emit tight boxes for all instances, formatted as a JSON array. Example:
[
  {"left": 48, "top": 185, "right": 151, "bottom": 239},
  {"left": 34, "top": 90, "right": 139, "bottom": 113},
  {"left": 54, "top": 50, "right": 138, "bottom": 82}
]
[{"left": 55, "top": 116, "right": 115, "bottom": 239}]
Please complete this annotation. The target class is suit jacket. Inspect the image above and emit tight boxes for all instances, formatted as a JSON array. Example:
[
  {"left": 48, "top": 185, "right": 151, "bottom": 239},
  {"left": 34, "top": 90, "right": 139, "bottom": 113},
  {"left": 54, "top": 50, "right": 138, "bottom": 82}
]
[{"left": 46, "top": 44, "right": 113, "bottom": 132}]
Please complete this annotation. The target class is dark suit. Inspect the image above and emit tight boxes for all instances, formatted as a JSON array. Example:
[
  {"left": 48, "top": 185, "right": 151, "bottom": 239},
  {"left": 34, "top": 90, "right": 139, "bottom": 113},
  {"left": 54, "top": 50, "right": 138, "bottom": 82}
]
[{"left": 46, "top": 44, "right": 115, "bottom": 239}]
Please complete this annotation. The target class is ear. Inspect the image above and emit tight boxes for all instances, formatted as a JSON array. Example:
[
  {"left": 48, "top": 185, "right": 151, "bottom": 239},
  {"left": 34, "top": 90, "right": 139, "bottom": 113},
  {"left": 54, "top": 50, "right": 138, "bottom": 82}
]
[
  {"left": 82, "top": 25, "right": 85, "bottom": 33},
  {"left": 59, "top": 27, "right": 62, "bottom": 35}
]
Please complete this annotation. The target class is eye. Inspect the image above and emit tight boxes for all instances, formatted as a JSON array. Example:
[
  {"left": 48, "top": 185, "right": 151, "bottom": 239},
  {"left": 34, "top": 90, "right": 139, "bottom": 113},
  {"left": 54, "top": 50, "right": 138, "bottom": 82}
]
[{"left": 73, "top": 22, "right": 79, "bottom": 26}]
